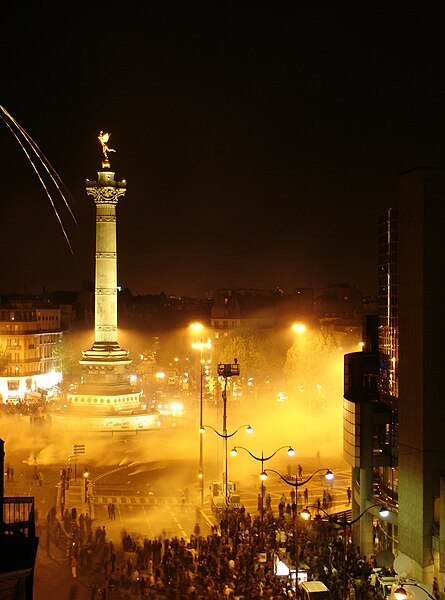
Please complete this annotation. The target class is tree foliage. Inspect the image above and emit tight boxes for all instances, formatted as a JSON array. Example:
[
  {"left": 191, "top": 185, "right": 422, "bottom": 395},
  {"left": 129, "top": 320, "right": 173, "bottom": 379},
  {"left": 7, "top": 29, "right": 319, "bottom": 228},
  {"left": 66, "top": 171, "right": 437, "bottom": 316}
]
[
  {"left": 284, "top": 330, "right": 340, "bottom": 389},
  {"left": 215, "top": 332, "right": 285, "bottom": 385},
  {"left": 216, "top": 335, "right": 262, "bottom": 376},
  {"left": 52, "top": 331, "right": 80, "bottom": 377}
]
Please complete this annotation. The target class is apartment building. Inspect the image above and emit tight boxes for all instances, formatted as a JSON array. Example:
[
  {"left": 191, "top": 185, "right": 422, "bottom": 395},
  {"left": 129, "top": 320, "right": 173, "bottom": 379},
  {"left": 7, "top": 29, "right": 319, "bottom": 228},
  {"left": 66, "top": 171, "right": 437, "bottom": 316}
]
[{"left": 0, "top": 301, "right": 62, "bottom": 400}]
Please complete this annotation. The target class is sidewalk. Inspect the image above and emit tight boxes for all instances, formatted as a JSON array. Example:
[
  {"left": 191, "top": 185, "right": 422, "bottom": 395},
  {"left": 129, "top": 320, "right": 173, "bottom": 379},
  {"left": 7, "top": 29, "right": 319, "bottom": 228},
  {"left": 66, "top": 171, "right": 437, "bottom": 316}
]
[
  {"left": 33, "top": 533, "right": 93, "bottom": 600},
  {"left": 4, "top": 465, "right": 101, "bottom": 599}
]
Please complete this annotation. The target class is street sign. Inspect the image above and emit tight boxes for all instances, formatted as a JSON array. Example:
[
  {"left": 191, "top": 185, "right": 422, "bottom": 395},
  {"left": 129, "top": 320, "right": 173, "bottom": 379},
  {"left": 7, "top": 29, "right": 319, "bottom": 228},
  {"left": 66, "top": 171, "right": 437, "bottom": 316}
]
[
  {"left": 218, "top": 362, "right": 240, "bottom": 377},
  {"left": 72, "top": 444, "right": 85, "bottom": 456}
]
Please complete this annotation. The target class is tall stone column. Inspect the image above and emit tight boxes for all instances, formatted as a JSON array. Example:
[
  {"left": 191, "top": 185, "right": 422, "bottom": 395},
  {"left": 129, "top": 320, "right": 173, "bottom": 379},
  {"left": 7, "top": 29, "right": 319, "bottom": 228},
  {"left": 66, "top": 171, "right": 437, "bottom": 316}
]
[
  {"left": 85, "top": 165, "right": 126, "bottom": 353},
  {"left": 58, "top": 141, "right": 144, "bottom": 418},
  {"left": 76, "top": 154, "right": 139, "bottom": 409}
]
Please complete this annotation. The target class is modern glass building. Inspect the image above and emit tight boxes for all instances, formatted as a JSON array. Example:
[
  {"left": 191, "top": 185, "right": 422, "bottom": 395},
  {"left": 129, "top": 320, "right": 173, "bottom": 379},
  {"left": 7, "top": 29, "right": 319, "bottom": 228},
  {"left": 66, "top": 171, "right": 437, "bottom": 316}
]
[{"left": 343, "top": 168, "right": 445, "bottom": 585}]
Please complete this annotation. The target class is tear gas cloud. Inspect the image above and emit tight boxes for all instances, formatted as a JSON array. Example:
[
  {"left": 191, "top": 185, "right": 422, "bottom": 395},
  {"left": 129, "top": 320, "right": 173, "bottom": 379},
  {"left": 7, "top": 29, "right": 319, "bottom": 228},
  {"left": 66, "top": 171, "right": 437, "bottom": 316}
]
[{"left": 1, "top": 324, "right": 352, "bottom": 492}]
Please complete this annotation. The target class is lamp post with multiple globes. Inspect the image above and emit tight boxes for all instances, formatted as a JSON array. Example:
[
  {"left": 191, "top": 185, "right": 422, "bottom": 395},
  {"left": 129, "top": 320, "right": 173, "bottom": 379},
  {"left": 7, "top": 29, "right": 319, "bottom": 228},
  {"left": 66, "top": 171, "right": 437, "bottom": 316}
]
[
  {"left": 301, "top": 503, "right": 390, "bottom": 598},
  {"left": 230, "top": 445, "right": 296, "bottom": 544},
  {"left": 208, "top": 360, "right": 242, "bottom": 508},
  {"left": 200, "top": 421, "right": 253, "bottom": 509},
  {"left": 262, "top": 467, "right": 334, "bottom": 590}
]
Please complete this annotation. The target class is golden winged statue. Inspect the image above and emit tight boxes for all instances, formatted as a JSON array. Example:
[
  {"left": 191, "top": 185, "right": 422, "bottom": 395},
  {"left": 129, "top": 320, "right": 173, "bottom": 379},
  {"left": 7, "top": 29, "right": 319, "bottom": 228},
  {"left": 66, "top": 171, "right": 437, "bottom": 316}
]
[{"left": 98, "top": 131, "right": 116, "bottom": 160}]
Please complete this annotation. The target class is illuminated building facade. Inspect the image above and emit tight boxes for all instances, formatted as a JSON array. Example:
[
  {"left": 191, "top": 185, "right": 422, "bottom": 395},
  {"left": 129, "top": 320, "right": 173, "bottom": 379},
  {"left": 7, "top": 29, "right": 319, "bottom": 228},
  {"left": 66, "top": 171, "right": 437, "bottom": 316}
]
[
  {"left": 376, "top": 208, "right": 399, "bottom": 512},
  {"left": 343, "top": 168, "right": 445, "bottom": 585},
  {"left": 378, "top": 208, "right": 399, "bottom": 404},
  {"left": 0, "top": 302, "right": 62, "bottom": 401}
]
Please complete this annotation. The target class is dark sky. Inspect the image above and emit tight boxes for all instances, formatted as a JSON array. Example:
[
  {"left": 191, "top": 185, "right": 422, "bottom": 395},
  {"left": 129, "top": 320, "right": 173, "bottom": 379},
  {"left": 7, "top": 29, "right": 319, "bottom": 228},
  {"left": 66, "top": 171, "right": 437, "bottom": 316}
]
[{"left": 1, "top": 4, "right": 445, "bottom": 297}]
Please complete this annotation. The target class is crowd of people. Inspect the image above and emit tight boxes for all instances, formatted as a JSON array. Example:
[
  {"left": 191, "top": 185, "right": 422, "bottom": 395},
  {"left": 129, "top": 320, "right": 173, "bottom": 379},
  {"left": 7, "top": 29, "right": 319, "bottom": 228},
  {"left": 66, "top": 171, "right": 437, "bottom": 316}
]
[
  {"left": 0, "top": 397, "right": 48, "bottom": 415},
  {"left": 48, "top": 494, "right": 393, "bottom": 600}
]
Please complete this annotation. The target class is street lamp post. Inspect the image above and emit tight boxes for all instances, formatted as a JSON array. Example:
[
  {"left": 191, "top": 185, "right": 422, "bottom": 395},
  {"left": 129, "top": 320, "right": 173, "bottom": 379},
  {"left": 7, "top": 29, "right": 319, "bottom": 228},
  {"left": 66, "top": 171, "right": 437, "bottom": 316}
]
[
  {"left": 230, "top": 445, "right": 295, "bottom": 544},
  {"left": 263, "top": 467, "right": 334, "bottom": 591},
  {"left": 201, "top": 423, "right": 252, "bottom": 509},
  {"left": 191, "top": 336, "right": 211, "bottom": 504},
  {"left": 301, "top": 503, "right": 389, "bottom": 598},
  {"left": 216, "top": 361, "right": 240, "bottom": 507},
  {"left": 83, "top": 467, "right": 89, "bottom": 503}
]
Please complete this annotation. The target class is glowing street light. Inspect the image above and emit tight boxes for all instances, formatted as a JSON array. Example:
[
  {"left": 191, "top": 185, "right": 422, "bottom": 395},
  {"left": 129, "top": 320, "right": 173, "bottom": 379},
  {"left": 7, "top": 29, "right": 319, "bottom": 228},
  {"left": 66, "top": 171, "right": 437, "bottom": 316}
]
[
  {"left": 190, "top": 328, "right": 212, "bottom": 504},
  {"left": 292, "top": 323, "right": 306, "bottom": 333},
  {"left": 191, "top": 338, "right": 212, "bottom": 426},
  {"left": 202, "top": 424, "right": 253, "bottom": 436}
]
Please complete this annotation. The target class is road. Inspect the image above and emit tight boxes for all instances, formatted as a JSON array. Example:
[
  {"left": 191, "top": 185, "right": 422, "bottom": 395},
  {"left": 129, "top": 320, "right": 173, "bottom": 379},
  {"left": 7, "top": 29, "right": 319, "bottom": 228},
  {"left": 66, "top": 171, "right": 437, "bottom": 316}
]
[
  {"left": 86, "top": 454, "right": 351, "bottom": 544},
  {"left": 2, "top": 420, "right": 351, "bottom": 600},
  {"left": 2, "top": 420, "right": 351, "bottom": 545}
]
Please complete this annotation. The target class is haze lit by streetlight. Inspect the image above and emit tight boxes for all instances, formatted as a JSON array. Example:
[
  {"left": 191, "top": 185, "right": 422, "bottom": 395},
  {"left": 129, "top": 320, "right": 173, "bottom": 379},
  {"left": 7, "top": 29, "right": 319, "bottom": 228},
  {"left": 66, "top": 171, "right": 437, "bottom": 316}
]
[{"left": 192, "top": 340, "right": 211, "bottom": 352}]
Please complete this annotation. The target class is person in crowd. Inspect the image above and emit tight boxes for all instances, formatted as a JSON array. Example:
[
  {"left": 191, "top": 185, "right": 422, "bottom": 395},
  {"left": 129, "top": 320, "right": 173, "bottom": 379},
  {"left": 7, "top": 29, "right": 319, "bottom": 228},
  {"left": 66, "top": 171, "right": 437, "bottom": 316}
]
[{"left": 65, "top": 489, "right": 391, "bottom": 600}]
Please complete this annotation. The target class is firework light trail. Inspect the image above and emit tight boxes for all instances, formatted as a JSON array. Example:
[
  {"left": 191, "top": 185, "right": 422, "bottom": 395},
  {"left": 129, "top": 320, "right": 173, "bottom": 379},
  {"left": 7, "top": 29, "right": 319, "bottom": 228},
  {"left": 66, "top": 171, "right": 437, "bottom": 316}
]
[{"left": 0, "top": 105, "right": 77, "bottom": 256}]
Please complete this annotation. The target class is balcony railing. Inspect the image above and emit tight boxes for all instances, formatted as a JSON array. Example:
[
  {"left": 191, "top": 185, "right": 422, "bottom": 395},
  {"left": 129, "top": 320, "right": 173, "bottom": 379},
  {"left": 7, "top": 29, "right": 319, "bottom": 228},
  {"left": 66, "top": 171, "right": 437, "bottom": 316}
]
[{"left": 2, "top": 497, "right": 35, "bottom": 538}]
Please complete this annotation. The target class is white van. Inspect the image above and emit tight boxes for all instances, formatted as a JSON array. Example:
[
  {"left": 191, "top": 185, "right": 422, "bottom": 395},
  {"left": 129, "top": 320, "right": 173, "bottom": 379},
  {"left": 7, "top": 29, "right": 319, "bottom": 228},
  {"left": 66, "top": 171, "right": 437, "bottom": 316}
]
[{"left": 300, "top": 581, "right": 333, "bottom": 600}]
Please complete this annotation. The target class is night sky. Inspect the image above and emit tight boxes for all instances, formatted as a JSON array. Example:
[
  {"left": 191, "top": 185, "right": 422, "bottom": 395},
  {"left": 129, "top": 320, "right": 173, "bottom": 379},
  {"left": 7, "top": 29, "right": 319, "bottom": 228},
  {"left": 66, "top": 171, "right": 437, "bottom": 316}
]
[{"left": 1, "top": 4, "right": 445, "bottom": 298}]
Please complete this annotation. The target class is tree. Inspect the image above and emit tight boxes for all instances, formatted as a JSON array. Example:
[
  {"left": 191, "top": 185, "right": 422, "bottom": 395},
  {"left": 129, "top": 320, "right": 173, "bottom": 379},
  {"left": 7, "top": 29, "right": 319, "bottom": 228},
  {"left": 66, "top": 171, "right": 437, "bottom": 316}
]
[
  {"left": 284, "top": 329, "right": 339, "bottom": 389},
  {"left": 216, "top": 335, "right": 264, "bottom": 379},
  {"left": 215, "top": 332, "right": 286, "bottom": 392},
  {"left": 52, "top": 331, "right": 81, "bottom": 378}
]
